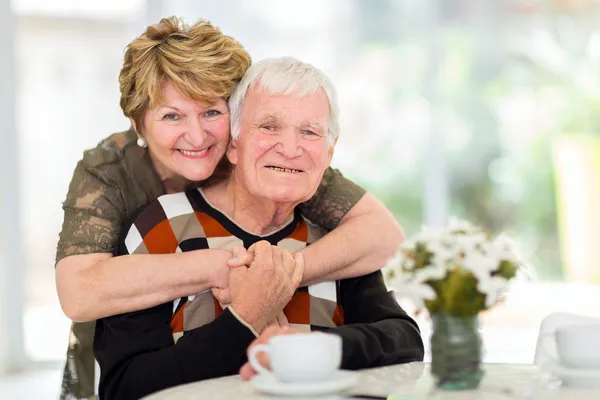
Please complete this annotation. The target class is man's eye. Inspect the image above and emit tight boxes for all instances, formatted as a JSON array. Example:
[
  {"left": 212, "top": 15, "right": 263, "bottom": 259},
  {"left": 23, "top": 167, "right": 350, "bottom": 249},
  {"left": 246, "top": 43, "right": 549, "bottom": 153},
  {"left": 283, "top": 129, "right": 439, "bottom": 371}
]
[
  {"left": 163, "top": 113, "right": 181, "bottom": 121},
  {"left": 302, "top": 130, "right": 323, "bottom": 139},
  {"left": 260, "top": 125, "right": 275, "bottom": 131}
]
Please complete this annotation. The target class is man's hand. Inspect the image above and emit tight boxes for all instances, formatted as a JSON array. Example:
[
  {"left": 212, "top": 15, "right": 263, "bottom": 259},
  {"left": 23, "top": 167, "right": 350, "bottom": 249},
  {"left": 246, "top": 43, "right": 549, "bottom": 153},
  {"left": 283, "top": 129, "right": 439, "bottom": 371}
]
[
  {"left": 239, "top": 325, "right": 302, "bottom": 381},
  {"left": 213, "top": 241, "right": 304, "bottom": 333},
  {"left": 266, "top": 312, "right": 289, "bottom": 328}
]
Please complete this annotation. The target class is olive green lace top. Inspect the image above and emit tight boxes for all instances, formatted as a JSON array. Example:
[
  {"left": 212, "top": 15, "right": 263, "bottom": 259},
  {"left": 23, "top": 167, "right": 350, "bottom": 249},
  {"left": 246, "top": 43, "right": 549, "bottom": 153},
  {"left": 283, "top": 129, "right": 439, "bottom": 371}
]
[{"left": 56, "top": 127, "right": 366, "bottom": 399}]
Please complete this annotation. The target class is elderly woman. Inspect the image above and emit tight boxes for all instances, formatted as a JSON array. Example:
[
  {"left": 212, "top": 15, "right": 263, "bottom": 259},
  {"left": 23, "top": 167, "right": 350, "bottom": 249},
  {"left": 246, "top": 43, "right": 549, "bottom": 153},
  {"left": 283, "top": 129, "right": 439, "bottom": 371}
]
[
  {"left": 93, "top": 57, "right": 424, "bottom": 400},
  {"left": 57, "top": 17, "right": 405, "bottom": 399}
]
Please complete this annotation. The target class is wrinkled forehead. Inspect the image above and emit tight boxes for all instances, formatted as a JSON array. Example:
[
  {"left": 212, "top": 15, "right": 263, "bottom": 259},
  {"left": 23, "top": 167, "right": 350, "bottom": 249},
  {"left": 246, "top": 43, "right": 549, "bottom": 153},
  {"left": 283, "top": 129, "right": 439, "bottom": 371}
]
[
  {"left": 251, "top": 76, "right": 324, "bottom": 96},
  {"left": 244, "top": 84, "right": 331, "bottom": 121}
]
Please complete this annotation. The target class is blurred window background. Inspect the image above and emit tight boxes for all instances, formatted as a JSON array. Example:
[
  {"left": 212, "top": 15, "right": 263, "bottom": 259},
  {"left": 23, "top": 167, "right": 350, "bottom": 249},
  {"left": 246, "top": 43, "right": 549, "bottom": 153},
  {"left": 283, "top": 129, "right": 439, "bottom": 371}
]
[{"left": 2, "top": 0, "right": 600, "bottom": 397}]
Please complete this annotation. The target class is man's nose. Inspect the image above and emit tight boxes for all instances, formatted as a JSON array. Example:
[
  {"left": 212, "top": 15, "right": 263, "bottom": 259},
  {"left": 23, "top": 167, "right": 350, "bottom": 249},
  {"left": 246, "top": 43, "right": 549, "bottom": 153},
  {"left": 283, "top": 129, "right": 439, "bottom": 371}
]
[
  {"left": 185, "top": 117, "right": 207, "bottom": 147},
  {"left": 275, "top": 129, "right": 302, "bottom": 158}
]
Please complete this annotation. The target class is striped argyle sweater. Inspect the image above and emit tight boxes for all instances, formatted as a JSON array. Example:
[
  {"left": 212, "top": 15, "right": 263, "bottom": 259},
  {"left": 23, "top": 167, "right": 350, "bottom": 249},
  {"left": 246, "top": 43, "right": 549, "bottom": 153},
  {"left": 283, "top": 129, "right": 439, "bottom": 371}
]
[{"left": 120, "top": 188, "right": 344, "bottom": 342}]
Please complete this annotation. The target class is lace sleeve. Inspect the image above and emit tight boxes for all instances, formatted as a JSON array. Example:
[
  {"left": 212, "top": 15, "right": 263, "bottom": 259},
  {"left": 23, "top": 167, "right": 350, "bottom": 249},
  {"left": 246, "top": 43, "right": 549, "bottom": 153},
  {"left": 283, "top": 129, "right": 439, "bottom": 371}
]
[
  {"left": 55, "top": 160, "right": 124, "bottom": 264},
  {"left": 298, "top": 167, "right": 366, "bottom": 231}
]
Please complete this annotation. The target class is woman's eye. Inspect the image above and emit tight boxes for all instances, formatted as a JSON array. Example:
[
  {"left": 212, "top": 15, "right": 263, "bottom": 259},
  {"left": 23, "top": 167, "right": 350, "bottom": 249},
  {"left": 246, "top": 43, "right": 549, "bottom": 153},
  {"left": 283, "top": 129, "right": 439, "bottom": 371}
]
[
  {"left": 303, "top": 130, "right": 317, "bottom": 136},
  {"left": 260, "top": 125, "right": 275, "bottom": 131},
  {"left": 163, "top": 113, "right": 181, "bottom": 121},
  {"left": 205, "top": 109, "right": 222, "bottom": 118}
]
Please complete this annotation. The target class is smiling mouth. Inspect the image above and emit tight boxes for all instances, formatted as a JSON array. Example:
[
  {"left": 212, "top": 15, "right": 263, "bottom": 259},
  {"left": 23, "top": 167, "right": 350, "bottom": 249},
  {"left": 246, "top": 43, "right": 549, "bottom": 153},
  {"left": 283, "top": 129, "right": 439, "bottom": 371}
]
[
  {"left": 265, "top": 166, "right": 304, "bottom": 173},
  {"left": 178, "top": 148, "right": 210, "bottom": 157}
]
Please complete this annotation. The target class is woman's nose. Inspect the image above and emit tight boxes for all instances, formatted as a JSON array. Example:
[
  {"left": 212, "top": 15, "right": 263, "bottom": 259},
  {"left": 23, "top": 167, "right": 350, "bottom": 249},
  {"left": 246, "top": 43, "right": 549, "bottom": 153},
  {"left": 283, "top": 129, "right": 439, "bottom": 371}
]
[{"left": 185, "top": 117, "right": 207, "bottom": 147}]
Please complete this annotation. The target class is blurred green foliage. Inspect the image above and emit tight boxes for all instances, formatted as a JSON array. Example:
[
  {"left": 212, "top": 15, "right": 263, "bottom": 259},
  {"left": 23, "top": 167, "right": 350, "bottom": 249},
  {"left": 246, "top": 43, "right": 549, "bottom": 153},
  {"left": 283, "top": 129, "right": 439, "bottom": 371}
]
[{"left": 354, "top": 18, "right": 564, "bottom": 280}]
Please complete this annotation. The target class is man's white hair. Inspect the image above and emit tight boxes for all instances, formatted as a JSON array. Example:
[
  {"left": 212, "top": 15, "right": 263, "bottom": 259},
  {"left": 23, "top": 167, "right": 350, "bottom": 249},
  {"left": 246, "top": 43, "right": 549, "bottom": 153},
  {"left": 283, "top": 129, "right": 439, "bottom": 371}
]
[{"left": 229, "top": 57, "right": 339, "bottom": 146}]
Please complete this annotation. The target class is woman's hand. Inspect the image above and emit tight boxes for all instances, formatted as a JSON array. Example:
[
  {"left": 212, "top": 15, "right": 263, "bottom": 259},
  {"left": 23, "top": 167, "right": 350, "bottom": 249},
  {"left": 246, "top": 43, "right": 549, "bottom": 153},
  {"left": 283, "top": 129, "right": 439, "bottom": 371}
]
[
  {"left": 227, "top": 243, "right": 254, "bottom": 268},
  {"left": 212, "top": 244, "right": 254, "bottom": 306},
  {"left": 209, "top": 249, "right": 237, "bottom": 291},
  {"left": 213, "top": 241, "right": 304, "bottom": 333},
  {"left": 239, "top": 325, "right": 302, "bottom": 381}
]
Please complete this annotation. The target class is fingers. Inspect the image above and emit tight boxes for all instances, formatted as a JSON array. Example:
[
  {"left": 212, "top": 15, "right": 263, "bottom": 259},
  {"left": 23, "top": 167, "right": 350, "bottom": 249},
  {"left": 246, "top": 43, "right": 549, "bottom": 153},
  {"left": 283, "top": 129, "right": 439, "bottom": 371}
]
[
  {"left": 266, "top": 319, "right": 278, "bottom": 328},
  {"left": 256, "top": 350, "right": 271, "bottom": 372},
  {"left": 281, "top": 250, "right": 295, "bottom": 277},
  {"left": 239, "top": 362, "right": 256, "bottom": 381},
  {"left": 252, "top": 325, "right": 279, "bottom": 347},
  {"left": 240, "top": 326, "right": 300, "bottom": 381},
  {"left": 264, "top": 311, "right": 290, "bottom": 329},
  {"left": 247, "top": 326, "right": 289, "bottom": 368},
  {"left": 272, "top": 246, "right": 283, "bottom": 272},
  {"left": 266, "top": 314, "right": 285, "bottom": 328},
  {"left": 212, "top": 288, "right": 231, "bottom": 307},
  {"left": 290, "top": 253, "right": 304, "bottom": 289},
  {"left": 276, "top": 311, "right": 289, "bottom": 327},
  {"left": 249, "top": 325, "right": 284, "bottom": 350},
  {"left": 227, "top": 263, "right": 246, "bottom": 282},
  {"left": 252, "top": 241, "right": 273, "bottom": 270},
  {"left": 227, "top": 243, "right": 253, "bottom": 267},
  {"left": 211, "top": 286, "right": 227, "bottom": 303}
]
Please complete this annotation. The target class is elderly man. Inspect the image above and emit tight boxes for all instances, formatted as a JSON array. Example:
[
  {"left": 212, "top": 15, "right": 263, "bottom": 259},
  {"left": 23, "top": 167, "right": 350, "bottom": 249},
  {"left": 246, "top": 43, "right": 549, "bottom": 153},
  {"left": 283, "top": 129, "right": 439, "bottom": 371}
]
[{"left": 93, "top": 57, "right": 424, "bottom": 399}]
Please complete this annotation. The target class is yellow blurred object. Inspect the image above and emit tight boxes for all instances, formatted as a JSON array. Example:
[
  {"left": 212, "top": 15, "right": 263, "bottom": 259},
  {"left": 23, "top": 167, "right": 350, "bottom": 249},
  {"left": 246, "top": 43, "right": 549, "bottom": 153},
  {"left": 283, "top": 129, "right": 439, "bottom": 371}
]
[{"left": 553, "top": 135, "right": 600, "bottom": 282}]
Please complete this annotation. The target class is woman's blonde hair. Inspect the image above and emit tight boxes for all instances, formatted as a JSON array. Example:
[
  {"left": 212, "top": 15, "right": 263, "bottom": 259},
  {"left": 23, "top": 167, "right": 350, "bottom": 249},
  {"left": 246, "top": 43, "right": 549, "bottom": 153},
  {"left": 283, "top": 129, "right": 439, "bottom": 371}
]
[{"left": 119, "top": 16, "right": 251, "bottom": 132}]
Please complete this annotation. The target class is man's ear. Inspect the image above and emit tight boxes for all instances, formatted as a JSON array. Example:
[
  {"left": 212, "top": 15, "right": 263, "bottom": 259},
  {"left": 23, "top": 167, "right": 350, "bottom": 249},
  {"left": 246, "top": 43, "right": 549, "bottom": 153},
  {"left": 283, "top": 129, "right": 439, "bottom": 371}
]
[
  {"left": 227, "top": 138, "right": 239, "bottom": 165},
  {"left": 326, "top": 136, "right": 338, "bottom": 166}
]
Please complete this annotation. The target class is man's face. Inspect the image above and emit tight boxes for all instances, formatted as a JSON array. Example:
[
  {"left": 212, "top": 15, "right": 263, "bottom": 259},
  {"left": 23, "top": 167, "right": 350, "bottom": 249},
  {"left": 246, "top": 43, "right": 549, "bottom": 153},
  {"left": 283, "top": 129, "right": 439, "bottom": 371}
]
[{"left": 227, "top": 86, "right": 334, "bottom": 205}]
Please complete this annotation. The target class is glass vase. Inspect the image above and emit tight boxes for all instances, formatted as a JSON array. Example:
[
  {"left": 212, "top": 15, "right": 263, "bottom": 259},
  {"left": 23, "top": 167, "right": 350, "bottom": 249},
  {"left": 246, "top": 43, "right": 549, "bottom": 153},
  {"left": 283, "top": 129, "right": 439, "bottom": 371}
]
[{"left": 430, "top": 313, "right": 484, "bottom": 390}]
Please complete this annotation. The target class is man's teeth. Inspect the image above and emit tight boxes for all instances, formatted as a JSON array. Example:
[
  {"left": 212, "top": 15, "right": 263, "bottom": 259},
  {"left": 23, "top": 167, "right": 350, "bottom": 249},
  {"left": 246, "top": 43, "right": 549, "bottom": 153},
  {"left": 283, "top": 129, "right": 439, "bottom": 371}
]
[
  {"left": 266, "top": 166, "right": 302, "bottom": 173},
  {"left": 180, "top": 149, "right": 208, "bottom": 156}
]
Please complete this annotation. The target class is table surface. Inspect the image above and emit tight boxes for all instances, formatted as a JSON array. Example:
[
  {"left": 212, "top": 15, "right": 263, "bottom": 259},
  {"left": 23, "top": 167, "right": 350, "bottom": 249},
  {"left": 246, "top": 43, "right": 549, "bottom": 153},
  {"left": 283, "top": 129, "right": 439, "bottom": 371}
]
[{"left": 143, "top": 362, "right": 600, "bottom": 399}]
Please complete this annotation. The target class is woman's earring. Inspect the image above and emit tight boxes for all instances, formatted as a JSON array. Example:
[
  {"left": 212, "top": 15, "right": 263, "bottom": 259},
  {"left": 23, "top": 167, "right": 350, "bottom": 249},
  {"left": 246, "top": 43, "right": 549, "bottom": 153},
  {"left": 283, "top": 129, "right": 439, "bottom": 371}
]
[{"left": 137, "top": 137, "right": 147, "bottom": 148}]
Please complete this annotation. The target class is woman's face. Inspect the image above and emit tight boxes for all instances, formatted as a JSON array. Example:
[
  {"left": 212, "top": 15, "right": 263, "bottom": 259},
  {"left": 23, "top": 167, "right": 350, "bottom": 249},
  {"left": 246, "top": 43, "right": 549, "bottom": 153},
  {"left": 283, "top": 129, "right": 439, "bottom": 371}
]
[{"left": 139, "top": 81, "right": 231, "bottom": 182}]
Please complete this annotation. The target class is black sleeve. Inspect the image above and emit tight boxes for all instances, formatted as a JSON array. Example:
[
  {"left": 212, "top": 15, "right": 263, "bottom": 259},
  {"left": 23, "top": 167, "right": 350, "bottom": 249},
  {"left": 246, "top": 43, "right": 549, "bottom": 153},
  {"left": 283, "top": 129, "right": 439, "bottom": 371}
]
[
  {"left": 94, "top": 304, "right": 256, "bottom": 400},
  {"left": 320, "top": 271, "right": 424, "bottom": 370}
]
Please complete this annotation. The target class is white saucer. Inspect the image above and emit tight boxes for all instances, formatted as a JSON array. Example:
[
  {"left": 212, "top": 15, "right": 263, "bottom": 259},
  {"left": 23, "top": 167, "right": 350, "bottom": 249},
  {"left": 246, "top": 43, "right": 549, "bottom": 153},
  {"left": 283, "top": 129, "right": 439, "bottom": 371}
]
[
  {"left": 250, "top": 370, "right": 358, "bottom": 396},
  {"left": 542, "top": 361, "right": 600, "bottom": 389}
]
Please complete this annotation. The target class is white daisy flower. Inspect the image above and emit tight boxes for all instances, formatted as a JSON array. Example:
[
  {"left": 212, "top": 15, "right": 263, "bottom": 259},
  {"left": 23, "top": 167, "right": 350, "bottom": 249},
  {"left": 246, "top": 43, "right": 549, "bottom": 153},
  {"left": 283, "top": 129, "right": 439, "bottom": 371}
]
[
  {"left": 385, "top": 216, "right": 521, "bottom": 313},
  {"left": 477, "top": 276, "right": 510, "bottom": 308}
]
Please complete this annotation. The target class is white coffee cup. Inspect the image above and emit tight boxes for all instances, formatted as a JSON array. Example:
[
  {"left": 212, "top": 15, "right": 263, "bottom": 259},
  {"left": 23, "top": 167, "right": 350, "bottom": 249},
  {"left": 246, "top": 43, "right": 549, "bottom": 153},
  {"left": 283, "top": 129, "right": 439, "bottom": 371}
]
[
  {"left": 247, "top": 332, "right": 342, "bottom": 382},
  {"left": 541, "top": 324, "right": 600, "bottom": 369}
]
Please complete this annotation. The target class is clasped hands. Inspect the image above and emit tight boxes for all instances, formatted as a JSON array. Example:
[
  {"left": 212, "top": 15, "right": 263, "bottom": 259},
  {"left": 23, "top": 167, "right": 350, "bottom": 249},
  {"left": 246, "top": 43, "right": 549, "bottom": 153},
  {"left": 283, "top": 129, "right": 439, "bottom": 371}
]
[
  {"left": 211, "top": 241, "right": 305, "bottom": 380},
  {"left": 212, "top": 240, "right": 303, "bottom": 333}
]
